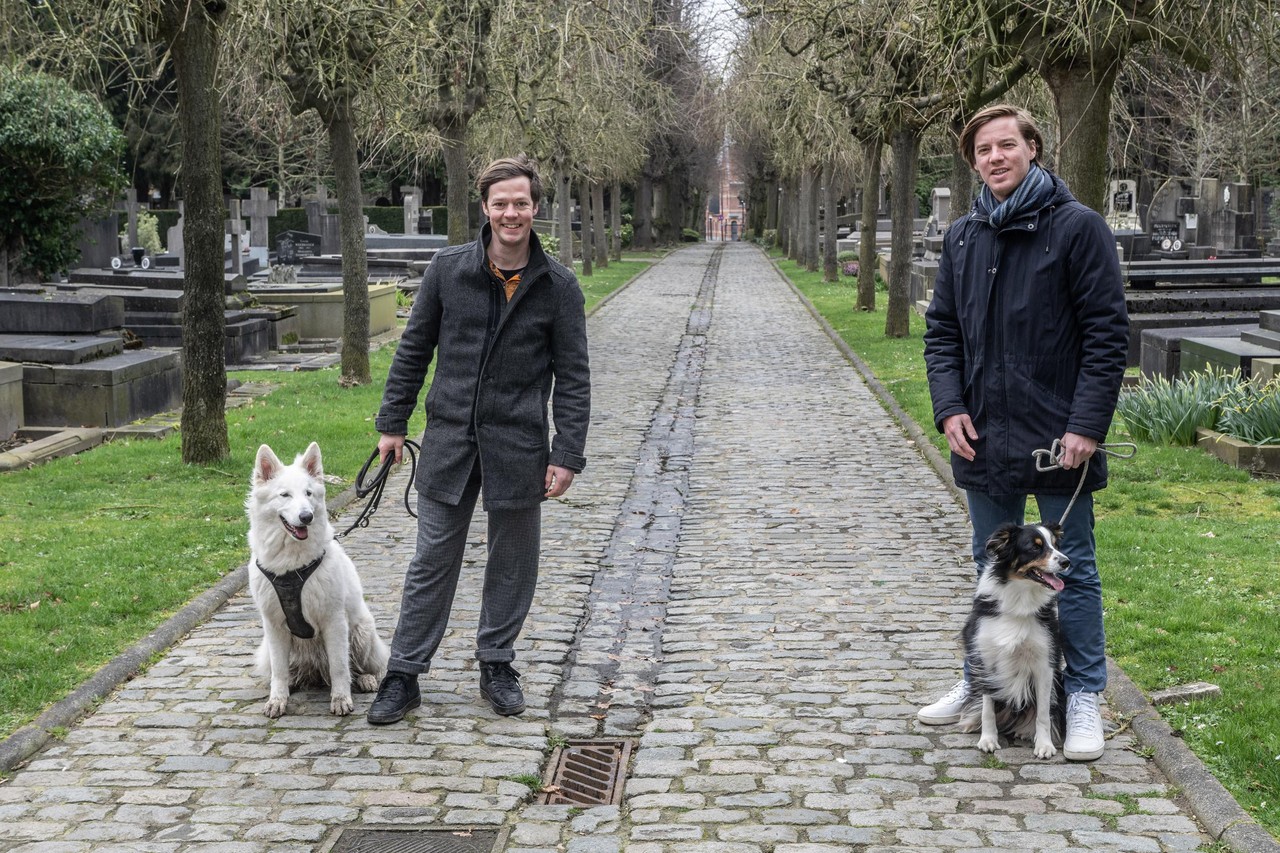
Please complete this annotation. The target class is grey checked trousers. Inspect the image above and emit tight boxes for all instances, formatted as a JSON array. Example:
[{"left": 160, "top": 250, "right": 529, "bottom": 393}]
[{"left": 387, "top": 460, "right": 541, "bottom": 674}]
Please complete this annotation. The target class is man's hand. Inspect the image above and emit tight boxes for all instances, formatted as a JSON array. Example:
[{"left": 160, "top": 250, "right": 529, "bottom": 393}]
[
  {"left": 378, "top": 433, "right": 406, "bottom": 465},
  {"left": 1058, "top": 431, "right": 1098, "bottom": 470},
  {"left": 545, "top": 465, "right": 574, "bottom": 498},
  {"left": 942, "top": 414, "right": 979, "bottom": 462}
]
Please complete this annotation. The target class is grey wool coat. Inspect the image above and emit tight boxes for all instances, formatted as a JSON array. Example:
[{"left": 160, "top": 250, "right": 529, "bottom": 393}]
[{"left": 375, "top": 223, "right": 590, "bottom": 510}]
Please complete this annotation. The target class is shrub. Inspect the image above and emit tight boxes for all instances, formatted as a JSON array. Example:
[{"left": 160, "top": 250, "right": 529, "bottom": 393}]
[
  {"left": 1216, "top": 378, "right": 1280, "bottom": 445},
  {"left": 540, "top": 232, "right": 560, "bottom": 257},
  {"left": 0, "top": 67, "right": 126, "bottom": 280},
  {"left": 1116, "top": 368, "right": 1243, "bottom": 445},
  {"left": 681, "top": 228, "right": 702, "bottom": 242},
  {"left": 122, "top": 210, "right": 164, "bottom": 256}
]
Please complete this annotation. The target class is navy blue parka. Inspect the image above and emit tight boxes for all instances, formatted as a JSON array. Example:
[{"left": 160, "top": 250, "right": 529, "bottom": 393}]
[{"left": 923, "top": 171, "right": 1128, "bottom": 495}]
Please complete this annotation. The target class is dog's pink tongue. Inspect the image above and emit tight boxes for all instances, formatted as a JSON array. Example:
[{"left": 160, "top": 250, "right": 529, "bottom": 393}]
[
  {"left": 1046, "top": 573, "right": 1064, "bottom": 592},
  {"left": 293, "top": 526, "right": 309, "bottom": 540}
]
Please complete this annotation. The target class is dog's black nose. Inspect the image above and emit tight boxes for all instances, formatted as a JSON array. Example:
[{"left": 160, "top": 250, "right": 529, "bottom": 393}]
[{"left": 299, "top": 510, "right": 313, "bottom": 526}]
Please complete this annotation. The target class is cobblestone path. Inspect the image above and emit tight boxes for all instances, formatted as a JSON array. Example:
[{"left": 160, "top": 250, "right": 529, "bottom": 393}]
[{"left": 0, "top": 243, "right": 1212, "bottom": 852}]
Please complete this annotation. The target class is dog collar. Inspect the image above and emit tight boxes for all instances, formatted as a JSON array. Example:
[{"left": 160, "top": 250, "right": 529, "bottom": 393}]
[{"left": 256, "top": 552, "right": 324, "bottom": 639}]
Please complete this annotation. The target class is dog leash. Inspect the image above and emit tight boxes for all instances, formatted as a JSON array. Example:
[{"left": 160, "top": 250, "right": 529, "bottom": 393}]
[
  {"left": 338, "top": 439, "right": 421, "bottom": 538},
  {"left": 1031, "top": 439, "right": 1136, "bottom": 525}
]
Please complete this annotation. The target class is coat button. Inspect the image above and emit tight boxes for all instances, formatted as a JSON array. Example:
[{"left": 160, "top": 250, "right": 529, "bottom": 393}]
[{"left": 1028, "top": 223, "right": 1036, "bottom": 230}]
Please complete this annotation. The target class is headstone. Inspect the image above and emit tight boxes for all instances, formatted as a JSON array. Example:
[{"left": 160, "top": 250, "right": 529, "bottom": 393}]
[
  {"left": 114, "top": 189, "right": 142, "bottom": 252},
  {"left": 225, "top": 199, "right": 246, "bottom": 276},
  {"left": 1150, "top": 220, "right": 1182, "bottom": 253},
  {"left": 401, "top": 186, "right": 422, "bottom": 235},
  {"left": 304, "top": 196, "right": 341, "bottom": 255},
  {"left": 75, "top": 214, "right": 121, "bottom": 269},
  {"left": 166, "top": 201, "right": 185, "bottom": 268},
  {"left": 275, "top": 230, "right": 322, "bottom": 265},
  {"left": 243, "top": 187, "right": 278, "bottom": 248},
  {"left": 1106, "top": 179, "right": 1140, "bottom": 231},
  {"left": 925, "top": 187, "right": 951, "bottom": 237}
]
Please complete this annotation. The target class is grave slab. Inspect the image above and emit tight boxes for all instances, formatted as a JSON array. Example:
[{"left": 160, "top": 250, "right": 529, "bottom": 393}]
[
  {"left": 1126, "top": 311, "right": 1259, "bottom": 365},
  {"left": 249, "top": 281, "right": 397, "bottom": 339},
  {"left": 0, "top": 361, "right": 22, "bottom": 437},
  {"left": 22, "top": 350, "right": 182, "bottom": 428},
  {"left": 0, "top": 334, "right": 124, "bottom": 365},
  {"left": 1180, "top": 337, "right": 1279, "bottom": 378},
  {"left": 0, "top": 427, "right": 103, "bottom": 472},
  {"left": 0, "top": 292, "right": 125, "bottom": 335},
  {"left": 1138, "top": 323, "right": 1259, "bottom": 379}
]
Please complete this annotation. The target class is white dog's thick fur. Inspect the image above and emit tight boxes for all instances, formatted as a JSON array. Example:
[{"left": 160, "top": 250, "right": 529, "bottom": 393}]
[{"left": 247, "top": 442, "right": 389, "bottom": 717}]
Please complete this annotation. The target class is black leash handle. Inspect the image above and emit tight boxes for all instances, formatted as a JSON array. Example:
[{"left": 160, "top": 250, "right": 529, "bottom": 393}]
[{"left": 338, "top": 439, "right": 420, "bottom": 538}]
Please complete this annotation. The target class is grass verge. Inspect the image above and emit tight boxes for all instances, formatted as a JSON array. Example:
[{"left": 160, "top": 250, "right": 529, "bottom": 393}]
[
  {"left": 0, "top": 253, "right": 652, "bottom": 742},
  {"left": 772, "top": 251, "right": 1280, "bottom": 838}
]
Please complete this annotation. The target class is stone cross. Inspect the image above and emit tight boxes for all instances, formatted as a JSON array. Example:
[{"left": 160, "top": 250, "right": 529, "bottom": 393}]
[
  {"left": 115, "top": 189, "right": 142, "bottom": 252},
  {"left": 243, "top": 187, "right": 278, "bottom": 248},
  {"left": 401, "top": 186, "right": 422, "bottom": 235},
  {"left": 226, "top": 199, "right": 245, "bottom": 276}
]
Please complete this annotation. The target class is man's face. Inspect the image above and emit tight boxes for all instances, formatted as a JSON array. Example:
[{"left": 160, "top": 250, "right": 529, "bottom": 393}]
[
  {"left": 972, "top": 116, "right": 1037, "bottom": 203},
  {"left": 482, "top": 176, "right": 538, "bottom": 254}
]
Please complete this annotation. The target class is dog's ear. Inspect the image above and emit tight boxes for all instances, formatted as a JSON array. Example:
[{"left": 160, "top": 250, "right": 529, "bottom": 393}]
[
  {"left": 300, "top": 442, "right": 323, "bottom": 478},
  {"left": 1045, "top": 523, "right": 1064, "bottom": 544},
  {"left": 254, "top": 445, "right": 282, "bottom": 485},
  {"left": 984, "top": 523, "right": 1019, "bottom": 561}
]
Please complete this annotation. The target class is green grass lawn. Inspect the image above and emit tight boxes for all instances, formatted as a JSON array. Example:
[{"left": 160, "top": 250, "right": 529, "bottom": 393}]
[
  {"left": 771, "top": 251, "right": 1280, "bottom": 838},
  {"left": 0, "top": 253, "right": 652, "bottom": 745}
]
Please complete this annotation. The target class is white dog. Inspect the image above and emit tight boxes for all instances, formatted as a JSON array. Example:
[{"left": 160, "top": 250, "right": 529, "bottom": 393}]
[{"left": 246, "top": 442, "right": 389, "bottom": 717}]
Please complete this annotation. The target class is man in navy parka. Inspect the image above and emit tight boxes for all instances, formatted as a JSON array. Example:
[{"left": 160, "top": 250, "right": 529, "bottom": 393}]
[{"left": 919, "top": 104, "right": 1128, "bottom": 762}]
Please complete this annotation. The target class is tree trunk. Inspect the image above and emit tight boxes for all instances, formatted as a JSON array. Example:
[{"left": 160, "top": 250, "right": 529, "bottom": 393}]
[
  {"left": 822, "top": 162, "right": 838, "bottom": 283},
  {"left": 805, "top": 168, "right": 820, "bottom": 272},
  {"left": 442, "top": 121, "right": 469, "bottom": 245},
  {"left": 775, "top": 178, "right": 788, "bottom": 251},
  {"left": 1042, "top": 61, "right": 1119, "bottom": 215},
  {"left": 555, "top": 168, "right": 574, "bottom": 267},
  {"left": 765, "top": 172, "right": 779, "bottom": 234},
  {"left": 635, "top": 173, "right": 654, "bottom": 248},
  {"left": 788, "top": 177, "right": 801, "bottom": 261},
  {"left": 591, "top": 181, "right": 607, "bottom": 269},
  {"left": 949, "top": 114, "right": 974, "bottom": 219},
  {"left": 858, "top": 135, "right": 881, "bottom": 311},
  {"left": 886, "top": 125, "right": 920, "bottom": 338},
  {"left": 578, "top": 179, "right": 593, "bottom": 276},
  {"left": 167, "top": 0, "right": 229, "bottom": 464},
  {"left": 610, "top": 179, "right": 622, "bottom": 261},
  {"left": 328, "top": 100, "right": 370, "bottom": 386}
]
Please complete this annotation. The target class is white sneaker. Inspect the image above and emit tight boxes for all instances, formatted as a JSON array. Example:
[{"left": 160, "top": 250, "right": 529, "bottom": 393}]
[
  {"left": 917, "top": 679, "right": 971, "bottom": 725},
  {"left": 1064, "top": 691, "right": 1105, "bottom": 761}
]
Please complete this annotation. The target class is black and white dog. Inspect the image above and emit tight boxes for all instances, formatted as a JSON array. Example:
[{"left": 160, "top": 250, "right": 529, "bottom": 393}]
[{"left": 959, "top": 522, "right": 1069, "bottom": 759}]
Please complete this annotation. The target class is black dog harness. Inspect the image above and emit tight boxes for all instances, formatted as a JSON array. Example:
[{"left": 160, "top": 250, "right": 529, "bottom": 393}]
[{"left": 256, "top": 552, "right": 324, "bottom": 639}]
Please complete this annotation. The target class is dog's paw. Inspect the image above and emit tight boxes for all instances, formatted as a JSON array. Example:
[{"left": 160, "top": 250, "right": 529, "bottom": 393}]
[
  {"left": 264, "top": 696, "right": 289, "bottom": 718},
  {"left": 977, "top": 735, "right": 1000, "bottom": 753},
  {"left": 330, "top": 694, "right": 355, "bottom": 716},
  {"left": 354, "top": 673, "right": 380, "bottom": 693},
  {"left": 1034, "top": 740, "right": 1057, "bottom": 760}
]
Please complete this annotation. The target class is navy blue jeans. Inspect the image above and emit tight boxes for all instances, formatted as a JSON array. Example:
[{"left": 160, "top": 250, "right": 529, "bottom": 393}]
[{"left": 965, "top": 490, "right": 1106, "bottom": 695}]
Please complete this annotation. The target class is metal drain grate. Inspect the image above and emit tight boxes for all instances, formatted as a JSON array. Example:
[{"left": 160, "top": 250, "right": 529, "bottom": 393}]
[
  {"left": 324, "top": 827, "right": 503, "bottom": 853},
  {"left": 539, "top": 738, "right": 634, "bottom": 806}
]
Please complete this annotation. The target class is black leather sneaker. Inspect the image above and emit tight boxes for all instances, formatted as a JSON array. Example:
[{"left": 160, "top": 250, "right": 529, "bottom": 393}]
[
  {"left": 479, "top": 662, "right": 525, "bottom": 716},
  {"left": 366, "top": 671, "right": 421, "bottom": 725}
]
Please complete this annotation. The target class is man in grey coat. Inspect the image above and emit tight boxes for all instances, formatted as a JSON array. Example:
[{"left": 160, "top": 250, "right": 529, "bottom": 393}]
[{"left": 367, "top": 156, "right": 590, "bottom": 724}]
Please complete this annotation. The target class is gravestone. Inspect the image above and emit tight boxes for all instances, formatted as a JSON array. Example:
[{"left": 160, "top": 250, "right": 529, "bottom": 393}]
[
  {"left": 275, "top": 230, "right": 322, "bottom": 265},
  {"left": 243, "top": 188, "right": 278, "bottom": 248},
  {"left": 925, "top": 187, "right": 951, "bottom": 237},
  {"left": 304, "top": 198, "right": 341, "bottom": 255},
  {"left": 1106, "top": 179, "right": 1141, "bottom": 231},
  {"left": 401, "top": 186, "right": 422, "bottom": 235},
  {"left": 75, "top": 213, "right": 121, "bottom": 269},
  {"left": 0, "top": 361, "right": 21, "bottom": 439},
  {"left": 165, "top": 201, "right": 185, "bottom": 268},
  {"left": 114, "top": 189, "right": 142, "bottom": 253},
  {"left": 225, "top": 199, "right": 246, "bottom": 276}
]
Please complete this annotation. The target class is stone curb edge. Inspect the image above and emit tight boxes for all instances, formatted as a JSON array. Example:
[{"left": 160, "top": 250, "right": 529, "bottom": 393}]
[
  {"left": 0, "top": 481, "right": 364, "bottom": 776},
  {"left": 0, "top": 256, "right": 656, "bottom": 777},
  {"left": 772, "top": 250, "right": 1280, "bottom": 853}
]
